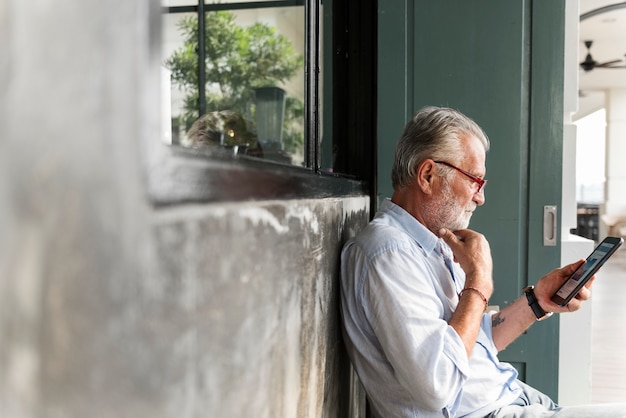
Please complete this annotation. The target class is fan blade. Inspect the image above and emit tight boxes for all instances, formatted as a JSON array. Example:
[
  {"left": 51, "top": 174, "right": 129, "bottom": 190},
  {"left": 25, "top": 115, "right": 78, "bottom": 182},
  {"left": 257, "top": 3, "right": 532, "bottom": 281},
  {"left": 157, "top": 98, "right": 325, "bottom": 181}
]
[{"left": 596, "top": 59, "right": 623, "bottom": 68}]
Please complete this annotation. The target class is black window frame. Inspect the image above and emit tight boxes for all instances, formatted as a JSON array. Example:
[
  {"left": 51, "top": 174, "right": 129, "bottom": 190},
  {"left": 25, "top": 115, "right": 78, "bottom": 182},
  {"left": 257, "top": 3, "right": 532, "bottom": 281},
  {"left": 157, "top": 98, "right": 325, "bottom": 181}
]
[{"left": 151, "top": 0, "right": 376, "bottom": 206}]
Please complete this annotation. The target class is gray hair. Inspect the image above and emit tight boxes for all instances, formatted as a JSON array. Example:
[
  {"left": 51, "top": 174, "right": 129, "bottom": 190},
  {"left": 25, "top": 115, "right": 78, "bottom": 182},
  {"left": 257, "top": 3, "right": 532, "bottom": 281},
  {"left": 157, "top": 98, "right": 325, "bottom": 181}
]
[{"left": 391, "top": 106, "right": 490, "bottom": 190}]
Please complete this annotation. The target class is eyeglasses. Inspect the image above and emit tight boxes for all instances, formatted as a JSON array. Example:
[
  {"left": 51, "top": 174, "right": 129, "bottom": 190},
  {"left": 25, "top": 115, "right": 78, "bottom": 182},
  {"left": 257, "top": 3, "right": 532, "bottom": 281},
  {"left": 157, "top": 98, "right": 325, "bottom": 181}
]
[{"left": 434, "top": 160, "right": 487, "bottom": 193}]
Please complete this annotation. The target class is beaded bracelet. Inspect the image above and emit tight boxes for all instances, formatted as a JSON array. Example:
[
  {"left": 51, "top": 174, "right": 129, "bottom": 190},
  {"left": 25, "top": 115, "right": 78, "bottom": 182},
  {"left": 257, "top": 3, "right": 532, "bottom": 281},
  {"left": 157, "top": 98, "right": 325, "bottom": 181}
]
[{"left": 458, "top": 287, "right": 489, "bottom": 310}]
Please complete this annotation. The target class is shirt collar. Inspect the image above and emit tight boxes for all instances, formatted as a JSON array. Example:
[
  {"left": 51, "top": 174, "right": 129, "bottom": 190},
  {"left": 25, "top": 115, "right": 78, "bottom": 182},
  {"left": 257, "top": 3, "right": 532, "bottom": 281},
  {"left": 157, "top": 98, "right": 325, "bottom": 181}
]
[{"left": 379, "top": 198, "right": 440, "bottom": 255}]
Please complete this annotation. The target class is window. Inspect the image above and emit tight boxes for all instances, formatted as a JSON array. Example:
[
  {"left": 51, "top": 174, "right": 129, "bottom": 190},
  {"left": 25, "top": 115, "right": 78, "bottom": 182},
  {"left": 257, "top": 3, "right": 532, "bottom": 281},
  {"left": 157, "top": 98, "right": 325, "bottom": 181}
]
[{"left": 155, "top": 0, "right": 375, "bottom": 204}]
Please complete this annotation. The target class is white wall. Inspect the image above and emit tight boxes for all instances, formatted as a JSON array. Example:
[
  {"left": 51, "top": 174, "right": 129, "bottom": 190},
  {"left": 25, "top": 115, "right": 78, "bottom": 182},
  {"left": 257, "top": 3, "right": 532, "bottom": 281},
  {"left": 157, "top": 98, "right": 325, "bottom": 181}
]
[{"left": 558, "top": 0, "right": 595, "bottom": 405}]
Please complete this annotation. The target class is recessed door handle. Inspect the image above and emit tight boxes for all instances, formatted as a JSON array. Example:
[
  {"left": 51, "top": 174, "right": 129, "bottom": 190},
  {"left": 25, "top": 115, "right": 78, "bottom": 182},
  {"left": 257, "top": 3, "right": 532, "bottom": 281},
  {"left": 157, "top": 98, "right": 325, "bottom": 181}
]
[{"left": 543, "top": 205, "right": 557, "bottom": 246}]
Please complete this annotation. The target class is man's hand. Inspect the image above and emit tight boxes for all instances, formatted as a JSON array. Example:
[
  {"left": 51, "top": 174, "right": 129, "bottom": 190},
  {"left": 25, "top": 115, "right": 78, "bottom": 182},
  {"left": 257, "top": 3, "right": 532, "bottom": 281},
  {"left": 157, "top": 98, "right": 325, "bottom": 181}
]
[
  {"left": 438, "top": 228, "right": 494, "bottom": 299},
  {"left": 491, "top": 260, "right": 594, "bottom": 352},
  {"left": 534, "top": 260, "right": 594, "bottom": 313}
]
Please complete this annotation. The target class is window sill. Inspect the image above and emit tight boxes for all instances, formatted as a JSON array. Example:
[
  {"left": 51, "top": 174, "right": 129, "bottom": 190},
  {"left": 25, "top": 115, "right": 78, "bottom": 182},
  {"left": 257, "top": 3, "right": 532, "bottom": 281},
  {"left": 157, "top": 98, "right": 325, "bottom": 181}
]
[{"left": 146, "top": 144, "right": 368, "bottom": 206}]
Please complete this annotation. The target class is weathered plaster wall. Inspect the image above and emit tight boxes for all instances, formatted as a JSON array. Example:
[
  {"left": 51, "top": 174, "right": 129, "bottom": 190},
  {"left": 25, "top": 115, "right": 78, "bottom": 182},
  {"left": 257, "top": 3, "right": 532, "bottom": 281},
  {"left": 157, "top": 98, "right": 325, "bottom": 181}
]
[
  {"left": 143, "top": 199, "right": 369, "bottom": 417},
  {"left": 0, "top": 0, "right": 369, "bottom": 416},
  {"left": 1, "top": 196, "right": 369, "bottom": 417}
]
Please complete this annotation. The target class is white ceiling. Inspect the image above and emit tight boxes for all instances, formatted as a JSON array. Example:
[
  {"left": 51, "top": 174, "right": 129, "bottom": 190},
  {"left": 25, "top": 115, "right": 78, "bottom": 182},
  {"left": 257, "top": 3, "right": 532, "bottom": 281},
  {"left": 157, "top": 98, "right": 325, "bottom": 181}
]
[{"left": 577, "top": 0, "right": 626, "bottom": 116}]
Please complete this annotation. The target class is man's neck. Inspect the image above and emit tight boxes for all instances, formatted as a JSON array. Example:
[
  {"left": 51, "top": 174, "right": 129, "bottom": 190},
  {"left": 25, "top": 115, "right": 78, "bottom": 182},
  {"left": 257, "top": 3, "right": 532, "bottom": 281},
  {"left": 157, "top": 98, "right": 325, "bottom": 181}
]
[{"left": 391, "top": 188, "right": 434, "bottom": 234}]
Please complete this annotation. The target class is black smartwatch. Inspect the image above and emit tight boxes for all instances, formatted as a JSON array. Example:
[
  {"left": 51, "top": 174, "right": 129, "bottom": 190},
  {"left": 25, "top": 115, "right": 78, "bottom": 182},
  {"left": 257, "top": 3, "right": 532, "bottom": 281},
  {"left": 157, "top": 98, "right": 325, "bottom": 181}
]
[{"left": 522, "top": 286, "right": 553, "bottom": 321}]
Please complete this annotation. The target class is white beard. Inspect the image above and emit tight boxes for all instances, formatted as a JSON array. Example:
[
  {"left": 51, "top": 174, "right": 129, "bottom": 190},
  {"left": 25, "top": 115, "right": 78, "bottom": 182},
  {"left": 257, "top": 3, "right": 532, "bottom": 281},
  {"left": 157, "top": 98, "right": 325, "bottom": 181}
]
[{"left": 424, "top": 182, "right": 476, "bottom": 232}]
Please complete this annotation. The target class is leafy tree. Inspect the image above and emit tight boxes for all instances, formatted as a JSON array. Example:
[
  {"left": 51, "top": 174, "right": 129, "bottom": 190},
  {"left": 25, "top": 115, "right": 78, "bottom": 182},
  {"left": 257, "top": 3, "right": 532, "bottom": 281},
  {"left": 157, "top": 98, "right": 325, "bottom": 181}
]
[{"left": 165, "top": 11, "right": 304, "bottom": 152}]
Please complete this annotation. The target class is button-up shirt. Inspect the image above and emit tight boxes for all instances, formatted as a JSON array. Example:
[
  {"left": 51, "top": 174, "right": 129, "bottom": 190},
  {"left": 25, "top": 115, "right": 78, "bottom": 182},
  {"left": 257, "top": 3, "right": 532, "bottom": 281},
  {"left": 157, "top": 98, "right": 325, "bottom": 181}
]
[{"left": 340, "top": 199, "right": 521, "bottom": 417}]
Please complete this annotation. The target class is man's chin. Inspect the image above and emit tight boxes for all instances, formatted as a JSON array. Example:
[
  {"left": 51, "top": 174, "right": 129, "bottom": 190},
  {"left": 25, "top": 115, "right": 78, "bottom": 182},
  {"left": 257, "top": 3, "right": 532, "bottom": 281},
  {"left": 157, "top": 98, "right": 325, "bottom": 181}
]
[
  {"left": 443, "top": 220, "right": 471, "bottom": 232},
  {"left": 450, "top": 216, "right": 472, "bottom": 231}
]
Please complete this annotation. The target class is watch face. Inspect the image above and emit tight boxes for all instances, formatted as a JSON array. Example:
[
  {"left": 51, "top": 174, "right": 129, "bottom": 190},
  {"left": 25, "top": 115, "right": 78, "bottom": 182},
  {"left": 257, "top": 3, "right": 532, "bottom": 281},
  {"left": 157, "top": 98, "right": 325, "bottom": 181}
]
[{"left": 537, "top": 312, "right": 554, "bottom": 321}]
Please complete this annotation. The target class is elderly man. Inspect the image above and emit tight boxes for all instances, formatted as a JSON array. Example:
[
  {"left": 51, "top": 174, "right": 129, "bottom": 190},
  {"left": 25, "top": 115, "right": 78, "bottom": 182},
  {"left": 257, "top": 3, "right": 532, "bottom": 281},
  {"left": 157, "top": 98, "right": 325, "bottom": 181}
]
[{"left": 340, "top": 106, "right": 626, "bottom": 417}]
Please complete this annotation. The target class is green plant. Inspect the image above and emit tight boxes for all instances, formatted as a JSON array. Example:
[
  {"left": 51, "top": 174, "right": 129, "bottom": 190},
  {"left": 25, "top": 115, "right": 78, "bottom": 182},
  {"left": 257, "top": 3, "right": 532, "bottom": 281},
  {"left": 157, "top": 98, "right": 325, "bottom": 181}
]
[{"left": 164, "top": 10, "right": 304, "bottom": 152}]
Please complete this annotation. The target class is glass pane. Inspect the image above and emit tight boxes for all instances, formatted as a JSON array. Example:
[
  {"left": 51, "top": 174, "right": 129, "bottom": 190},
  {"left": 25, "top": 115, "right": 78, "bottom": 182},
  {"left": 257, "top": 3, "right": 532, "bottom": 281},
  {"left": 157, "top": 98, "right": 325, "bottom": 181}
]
[
  {"left": 162, "top": 2, "right": 306, "bottom": 167},
  {"left": 162, "top": 0, "right": 196, "bottom": 6},
  {"left": 162, "top": 10, "right": 195, "bottom": 146}
]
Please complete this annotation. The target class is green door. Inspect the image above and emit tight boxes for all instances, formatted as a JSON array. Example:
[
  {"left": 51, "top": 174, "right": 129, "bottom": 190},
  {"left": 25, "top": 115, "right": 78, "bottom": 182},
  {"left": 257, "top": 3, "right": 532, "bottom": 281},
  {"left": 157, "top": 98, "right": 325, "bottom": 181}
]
[{"left": 377, "top": 0, "right": 565, "bottom": 401}]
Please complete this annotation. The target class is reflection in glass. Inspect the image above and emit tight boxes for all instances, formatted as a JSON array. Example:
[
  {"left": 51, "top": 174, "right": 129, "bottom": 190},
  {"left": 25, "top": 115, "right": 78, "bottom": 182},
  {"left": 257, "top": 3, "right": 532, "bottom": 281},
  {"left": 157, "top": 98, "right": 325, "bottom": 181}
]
[
  {"left": 254, "top": 86, "right": 291, "bottom": 164},
  {"left": 162, "top": 3, "right": 306, "bottom": 166}
]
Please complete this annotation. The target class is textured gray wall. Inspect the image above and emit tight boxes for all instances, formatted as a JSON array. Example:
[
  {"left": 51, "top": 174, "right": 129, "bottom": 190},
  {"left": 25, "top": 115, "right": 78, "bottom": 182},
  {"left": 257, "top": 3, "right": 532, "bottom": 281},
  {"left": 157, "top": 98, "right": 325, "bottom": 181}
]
[{"left": 0, "top": 1, "right": 369, "bottom": 416}]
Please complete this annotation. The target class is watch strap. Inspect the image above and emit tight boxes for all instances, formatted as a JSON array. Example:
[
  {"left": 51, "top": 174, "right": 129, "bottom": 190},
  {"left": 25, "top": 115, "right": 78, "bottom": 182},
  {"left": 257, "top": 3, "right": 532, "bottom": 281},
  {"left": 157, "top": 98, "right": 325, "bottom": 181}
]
[{"left": 523, "top": 286, "right": 552, "bottom": 321}]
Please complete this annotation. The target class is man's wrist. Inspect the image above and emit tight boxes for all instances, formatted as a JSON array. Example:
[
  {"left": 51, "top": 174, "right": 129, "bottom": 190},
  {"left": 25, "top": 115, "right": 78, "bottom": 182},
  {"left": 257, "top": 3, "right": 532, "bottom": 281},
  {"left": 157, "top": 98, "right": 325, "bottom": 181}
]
[
  {"left": 459, "top": 287, "right": 489, "bottom": 311},
  {"left": 522, "top": 286, "right": 553, "bottom": 321}
]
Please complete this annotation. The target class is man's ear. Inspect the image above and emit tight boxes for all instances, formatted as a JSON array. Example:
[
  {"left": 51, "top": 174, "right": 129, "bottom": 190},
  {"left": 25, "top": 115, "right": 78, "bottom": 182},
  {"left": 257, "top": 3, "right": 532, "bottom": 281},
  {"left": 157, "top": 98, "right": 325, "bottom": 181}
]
[{"left": 416, "top": 159, "right": 436, "bottom": 194}]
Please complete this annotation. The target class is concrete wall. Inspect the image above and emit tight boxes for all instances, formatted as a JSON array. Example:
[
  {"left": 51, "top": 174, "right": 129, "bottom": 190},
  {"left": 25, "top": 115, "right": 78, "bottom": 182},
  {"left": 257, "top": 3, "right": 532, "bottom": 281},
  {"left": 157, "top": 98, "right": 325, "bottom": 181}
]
[
  {"left": 0, "top": 1, "right": 369, "bottom": 416},
  {"left": 604, "top": 89, "right": 626, "bottom": 228}
]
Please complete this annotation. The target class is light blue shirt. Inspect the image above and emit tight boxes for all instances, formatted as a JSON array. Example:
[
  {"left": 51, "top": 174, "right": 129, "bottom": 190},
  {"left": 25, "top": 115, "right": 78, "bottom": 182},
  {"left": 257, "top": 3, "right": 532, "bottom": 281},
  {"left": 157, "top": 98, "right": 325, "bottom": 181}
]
[{"left": 340, "top": 199, "right": 522, "bottom": 417}]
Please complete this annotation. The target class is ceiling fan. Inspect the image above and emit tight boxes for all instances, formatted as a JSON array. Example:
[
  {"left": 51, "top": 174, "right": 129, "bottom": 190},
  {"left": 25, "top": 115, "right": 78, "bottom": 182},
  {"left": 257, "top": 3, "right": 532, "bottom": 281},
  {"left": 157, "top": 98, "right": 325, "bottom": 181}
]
[{"left": 580, "top": 40, "right": 626, "bottom": 72}]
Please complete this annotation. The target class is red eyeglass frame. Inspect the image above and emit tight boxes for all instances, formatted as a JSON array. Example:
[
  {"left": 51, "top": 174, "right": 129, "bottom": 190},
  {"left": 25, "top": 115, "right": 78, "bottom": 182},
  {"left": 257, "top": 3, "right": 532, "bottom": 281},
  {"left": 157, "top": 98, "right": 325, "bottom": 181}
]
[{"left": 434, "top": 160, "right": 487, "bottom": 192}]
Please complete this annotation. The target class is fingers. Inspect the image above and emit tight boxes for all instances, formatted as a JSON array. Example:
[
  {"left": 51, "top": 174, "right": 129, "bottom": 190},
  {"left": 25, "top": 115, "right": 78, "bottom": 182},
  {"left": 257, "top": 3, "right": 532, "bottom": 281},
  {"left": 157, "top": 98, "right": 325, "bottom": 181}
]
[
  {"left": 558, "top": 259, "right": 585, "bottom": 279},
  {"left": 438, "top": 228, "right": 463, "bottom": 260},
  {"left": 438, "top": 228, "right": 493, "bottom": 295},
  {"left": 438, "top": 228, "right": 477, "bottom": 247},
  {"left": 563, "top": 285, "right": 592, "bottom": 313},
  {"left": 438, "top": 228, "right": 459, "bottom": 246},
  {"left": 575, "top": 283, "right": 592, "bottom": 301},
  {"left": 584, "top": 275, "right": 596, "bottom": 289},
  {"left": 537, "top": 262, "right": 594, "bottom": 314}
]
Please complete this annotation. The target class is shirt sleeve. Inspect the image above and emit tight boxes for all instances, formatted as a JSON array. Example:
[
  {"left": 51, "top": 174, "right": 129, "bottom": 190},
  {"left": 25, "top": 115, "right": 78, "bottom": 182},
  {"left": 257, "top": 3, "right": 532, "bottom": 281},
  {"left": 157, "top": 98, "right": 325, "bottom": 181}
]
[{"left": 362, "top": 244, "right": 472, "bottom": 411}]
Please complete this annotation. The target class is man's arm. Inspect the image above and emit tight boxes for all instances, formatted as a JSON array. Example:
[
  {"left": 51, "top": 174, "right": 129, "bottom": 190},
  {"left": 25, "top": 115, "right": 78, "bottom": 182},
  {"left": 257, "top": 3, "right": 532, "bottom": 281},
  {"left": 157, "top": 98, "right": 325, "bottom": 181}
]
[
  {"left": 439, "top": 228, "right": 494, "bottom": 357},
  {"left": 490, "top": 297, "right": 536, "bottom": 351},
  {"left": 491, "top": 259, "right": 592, "bottom": 351},
  {"left": 448, "top": 283, "right": 490, "bottom": 356}
]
